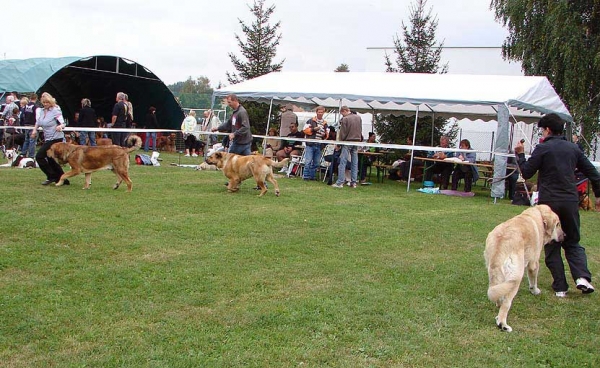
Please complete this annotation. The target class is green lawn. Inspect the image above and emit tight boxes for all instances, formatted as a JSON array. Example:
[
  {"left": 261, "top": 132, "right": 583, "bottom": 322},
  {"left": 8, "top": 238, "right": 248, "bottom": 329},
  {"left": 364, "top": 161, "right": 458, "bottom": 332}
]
[{"left": 1, "top": 153, "right": 599, "bottom": 367}]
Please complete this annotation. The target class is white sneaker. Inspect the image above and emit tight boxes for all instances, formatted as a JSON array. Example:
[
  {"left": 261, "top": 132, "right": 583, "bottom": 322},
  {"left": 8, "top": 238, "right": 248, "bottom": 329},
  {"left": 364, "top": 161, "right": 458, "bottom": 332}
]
[
  {"left": 555, "top": 291, "right": 568, "bottom": 298},
  {"left": 576, "top": 278, "right": 595, "bottom": 294},
  {"left": 192, "top": 153, "right": 198, "bottom": 157},
  {"left": 184, "top": 154, "right": 190, "bottom": 157},
  {"left": 279, "top": 167, "right": 287, "bottom": 173},
  {"left": 331, "top": 183, "right": 344, "bottom": 188}
]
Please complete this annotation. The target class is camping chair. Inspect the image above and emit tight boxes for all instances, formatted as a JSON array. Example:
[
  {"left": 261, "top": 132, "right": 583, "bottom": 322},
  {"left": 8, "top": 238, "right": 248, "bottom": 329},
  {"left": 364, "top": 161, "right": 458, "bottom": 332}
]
[{"left": 287, "top": 149, "right": 306, "bottom": 178}]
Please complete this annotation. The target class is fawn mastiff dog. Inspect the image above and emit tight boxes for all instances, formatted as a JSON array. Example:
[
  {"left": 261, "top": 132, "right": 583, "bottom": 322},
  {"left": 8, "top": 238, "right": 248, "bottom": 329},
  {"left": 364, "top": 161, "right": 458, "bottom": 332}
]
[
  {"left": 157, "top": 133, "right": 177, "bottom": 152},
  {"left": 484, "top": 204, "right": 564, "bottom": 332},
  {"left": 47, "top": 135, "right": 142, "bottom": 191},
  {"left": 205, "top": 152, "right": 289, "bottom": 197}
]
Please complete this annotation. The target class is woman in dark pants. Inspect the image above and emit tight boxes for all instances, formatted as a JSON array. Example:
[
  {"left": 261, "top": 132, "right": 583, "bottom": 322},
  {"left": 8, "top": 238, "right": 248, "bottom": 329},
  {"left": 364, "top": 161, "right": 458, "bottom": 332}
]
[{"left": 31, "top": 92, "right": 69, "bottom": 186}]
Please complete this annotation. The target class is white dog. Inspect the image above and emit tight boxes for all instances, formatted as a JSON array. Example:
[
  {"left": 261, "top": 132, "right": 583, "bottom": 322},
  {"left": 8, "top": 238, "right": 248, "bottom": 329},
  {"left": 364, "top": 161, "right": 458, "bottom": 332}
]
[
  {"left": 1, "top": 149, "right": 36, "bottom": 168},
  {"left": 196, "top": 161, "right": 218, "bottom": 171},
  {"left": 485, "top": 205, "right": 564, "bottom": 332}
]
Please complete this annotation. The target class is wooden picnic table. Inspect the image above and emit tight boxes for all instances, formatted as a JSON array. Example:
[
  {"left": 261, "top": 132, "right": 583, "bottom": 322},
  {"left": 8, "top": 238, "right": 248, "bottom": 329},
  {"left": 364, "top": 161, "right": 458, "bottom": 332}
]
[{"left": 419, "top": 157, "right": 517, "bottom": 188}]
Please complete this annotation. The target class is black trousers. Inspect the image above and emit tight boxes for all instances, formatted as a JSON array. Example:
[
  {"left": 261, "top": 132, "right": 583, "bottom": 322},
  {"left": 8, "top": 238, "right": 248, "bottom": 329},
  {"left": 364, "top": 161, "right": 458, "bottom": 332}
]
[
  {"left": 451, "top": 165, "right": 473, "bottom": 192},
  {"left": 185, "top": 135, "right": 203, "bottom": 151},
  {"left": 424, "top": 161, "right": 453, "bottom": 189},
  {"left": 36, "top": 139, "right": 65, "bottom": 181},
  {"left": 541, "top": 200, "right": 592, "bottom": 292},
  {"left": 505, "top": 169, "right": 519, "bottom": 200},
  {"left": 111, "top": 131, "right": 128, "bottom": 147}
]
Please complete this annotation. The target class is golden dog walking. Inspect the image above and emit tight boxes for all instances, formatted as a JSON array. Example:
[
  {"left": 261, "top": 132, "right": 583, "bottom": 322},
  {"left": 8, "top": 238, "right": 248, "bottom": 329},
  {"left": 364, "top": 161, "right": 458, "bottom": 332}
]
[
  {"left": 47, "top": 135, "right": 142, "bottom": 191},
  {"left": 484, "top": 205, "right": 564, "bottom": 332},
  {"left": 205, "top": 152, "right": 288, "bottom": 197}
]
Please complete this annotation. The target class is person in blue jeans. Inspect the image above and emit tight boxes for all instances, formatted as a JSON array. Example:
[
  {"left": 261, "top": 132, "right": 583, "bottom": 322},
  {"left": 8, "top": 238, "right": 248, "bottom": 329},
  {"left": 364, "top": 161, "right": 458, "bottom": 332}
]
[
  {"left": 332, "top": 106, "right": 362, "bottom": 188},
  {"left": 20, "top": 95, "right": 38, "bottom": 157},
  {"left": 301, "top": 106, "right": 328, "bottom": 180},
  {"left": 78, "top": 98, "right": 97, "bottom": 146}
]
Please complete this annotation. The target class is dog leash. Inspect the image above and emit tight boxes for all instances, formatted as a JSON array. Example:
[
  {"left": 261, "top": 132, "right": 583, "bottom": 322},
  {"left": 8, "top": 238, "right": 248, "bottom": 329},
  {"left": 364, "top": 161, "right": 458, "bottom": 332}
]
[{"left": 486, "top": 166, "right": 519, "bottom": 186}]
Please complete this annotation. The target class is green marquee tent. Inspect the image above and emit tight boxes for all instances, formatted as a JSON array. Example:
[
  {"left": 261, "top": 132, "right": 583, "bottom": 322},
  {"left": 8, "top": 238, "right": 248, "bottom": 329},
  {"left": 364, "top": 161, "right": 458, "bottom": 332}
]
[{"left": 0, "top": 55, "right": 184, "bottom": 129}]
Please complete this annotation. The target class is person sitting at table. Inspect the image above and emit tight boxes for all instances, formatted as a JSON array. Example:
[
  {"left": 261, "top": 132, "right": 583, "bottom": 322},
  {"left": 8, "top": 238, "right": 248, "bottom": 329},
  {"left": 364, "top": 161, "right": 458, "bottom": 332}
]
[
  {"left": 264, "top": 127, "right": 281, "bottom": 158},
  {"left": 275, "top": 122, "right": 304, "bottom": 162},
  {"left": 327, "top": 126, "right": 337, "bottom": 141},
  {"left": 451, "top": 139, "right": 479, "bottom": 192},
  {"left": 424, "top": 135, "right": 455, "bottom": 190},
  {"left": 399, "top": 136, "right": 426, "bottom": 181},
  {"left": 359, "top": 132, "right": 377, "bottom": 183}
]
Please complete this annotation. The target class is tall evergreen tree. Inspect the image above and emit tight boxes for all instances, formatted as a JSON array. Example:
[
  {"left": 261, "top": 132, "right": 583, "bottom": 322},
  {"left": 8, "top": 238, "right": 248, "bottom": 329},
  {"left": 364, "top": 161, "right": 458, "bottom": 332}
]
[
  {"left": 491, "top": 0, "right": 600, "bottom": 145},
  {"left": 226, "top": 0, "right": 285, "bottom": 139},
  {"left": 226, "top": 0, "right": 284, "bottom": 84},
  {"left": 384, "top": 0, "right": 448, "bottom": 74},
  {"left": 377, "top": 0, "right": 453, "bottom": 148}
]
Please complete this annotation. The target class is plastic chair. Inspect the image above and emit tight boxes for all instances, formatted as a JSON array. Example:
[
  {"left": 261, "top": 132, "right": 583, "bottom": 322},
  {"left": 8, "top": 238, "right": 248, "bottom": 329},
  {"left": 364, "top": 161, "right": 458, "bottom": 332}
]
[{"left": 287, "top": 149, "right": 306, "bottom": 178}]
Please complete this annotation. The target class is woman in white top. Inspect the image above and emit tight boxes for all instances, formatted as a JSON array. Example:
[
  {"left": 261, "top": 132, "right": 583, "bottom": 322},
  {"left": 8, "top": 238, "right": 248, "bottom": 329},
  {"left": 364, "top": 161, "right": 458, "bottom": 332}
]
[
  {"left": 181, "top": 110, "right": 201, "bottom": 157},
  {"left": 31, "top": 92, "right": 68, "bottom": 185}
]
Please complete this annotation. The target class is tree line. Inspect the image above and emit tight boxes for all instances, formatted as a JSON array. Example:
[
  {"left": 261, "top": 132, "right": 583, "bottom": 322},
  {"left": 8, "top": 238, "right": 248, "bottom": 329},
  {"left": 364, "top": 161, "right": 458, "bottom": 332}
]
[{"left": 168, "top": 0, "right": 600, "bottom": 149}]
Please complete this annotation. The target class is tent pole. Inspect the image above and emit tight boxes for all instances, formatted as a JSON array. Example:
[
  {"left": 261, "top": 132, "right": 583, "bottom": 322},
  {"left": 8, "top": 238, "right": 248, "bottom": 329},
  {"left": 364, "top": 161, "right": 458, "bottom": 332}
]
[
  {"left": 262, "top": 98, "right": 274, "bottom": 156},
  {"left": 431, "top": 112, "right": 435, "bottom": 146},
  {"left": 338, "top": 99, "right": 343, "bottom": 124},
  {"left": 371, "top": 108, "right": 375, "bottom": 133},
  {"left": 407, "top": 105, "right": 420, "bottom": 192},
  {"left": 205, "top": 93, "right": 218, "bottom": 159},
  {"left": 491, "top": 104, "right": 510, "bottom": 200}
]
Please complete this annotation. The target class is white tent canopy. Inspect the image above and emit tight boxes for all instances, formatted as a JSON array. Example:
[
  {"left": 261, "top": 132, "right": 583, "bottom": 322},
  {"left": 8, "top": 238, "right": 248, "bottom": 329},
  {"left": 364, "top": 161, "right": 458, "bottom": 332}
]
[
  {"left": 213, "top": 72, "right": 571, "bottom": 198},
  {"left": 213, "top": 72, "right": 571, "bottom": 123}
]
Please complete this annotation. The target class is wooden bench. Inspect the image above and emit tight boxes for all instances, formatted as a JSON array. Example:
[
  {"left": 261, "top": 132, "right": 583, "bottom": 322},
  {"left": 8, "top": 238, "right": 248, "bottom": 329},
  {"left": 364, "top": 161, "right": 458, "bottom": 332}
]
[
  {"left": 476, "top": 162, "right": 494, "bottom": 187},
  {"left": 372, "top": 163, "right": 393, "bottom": 182}
]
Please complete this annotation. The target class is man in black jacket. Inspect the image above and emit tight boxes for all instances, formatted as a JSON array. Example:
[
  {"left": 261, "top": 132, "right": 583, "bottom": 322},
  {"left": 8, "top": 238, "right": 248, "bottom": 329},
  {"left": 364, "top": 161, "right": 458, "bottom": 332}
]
[
  {"left": 515, "top": 113, "right": 600, "bottom": 297},
  {"left": 78, "top": 98, "right": 97, "bottom": 146}
]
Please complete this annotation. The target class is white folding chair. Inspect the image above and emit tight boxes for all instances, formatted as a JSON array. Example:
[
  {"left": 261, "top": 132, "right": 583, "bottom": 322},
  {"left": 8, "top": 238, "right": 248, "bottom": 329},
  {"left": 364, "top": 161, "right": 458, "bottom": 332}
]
[{"left": 287, "top": 149, "right": 306, "bottom": 178}]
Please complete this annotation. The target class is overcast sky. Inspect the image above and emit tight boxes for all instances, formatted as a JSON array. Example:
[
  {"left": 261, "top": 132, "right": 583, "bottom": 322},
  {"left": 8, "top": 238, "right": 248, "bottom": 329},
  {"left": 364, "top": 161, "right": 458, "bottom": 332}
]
[{"left": 2, "top": 0, "right": 509, "bottom": 87}]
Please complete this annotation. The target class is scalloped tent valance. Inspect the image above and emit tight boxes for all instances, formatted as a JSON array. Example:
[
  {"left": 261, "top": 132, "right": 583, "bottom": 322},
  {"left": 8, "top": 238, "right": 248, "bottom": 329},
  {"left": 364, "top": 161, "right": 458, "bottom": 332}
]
[
  {"left": 213, "top": 71, "right": 571, "bottom": 124},
  {"left": 0, "top": 56, "right": 184, "bottom": 129}
]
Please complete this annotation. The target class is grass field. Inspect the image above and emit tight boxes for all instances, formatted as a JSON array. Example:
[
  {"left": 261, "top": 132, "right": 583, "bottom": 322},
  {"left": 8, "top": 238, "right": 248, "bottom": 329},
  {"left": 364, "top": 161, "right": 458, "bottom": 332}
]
[{"left": 1, "top": 152, "right": 599, "bottom": 367}]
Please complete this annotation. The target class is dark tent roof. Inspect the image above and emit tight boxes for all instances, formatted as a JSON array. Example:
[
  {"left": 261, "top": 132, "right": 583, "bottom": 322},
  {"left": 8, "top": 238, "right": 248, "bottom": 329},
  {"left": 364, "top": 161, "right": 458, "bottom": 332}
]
[{"left": 0, "top": 56, "right": 184, "bottom": 129}]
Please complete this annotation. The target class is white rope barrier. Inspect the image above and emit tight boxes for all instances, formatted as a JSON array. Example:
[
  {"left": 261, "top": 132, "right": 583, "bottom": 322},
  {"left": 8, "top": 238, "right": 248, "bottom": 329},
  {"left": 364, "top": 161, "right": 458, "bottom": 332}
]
[{"left": 0, "top": 126, "right": 517, "bottom": 158}]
